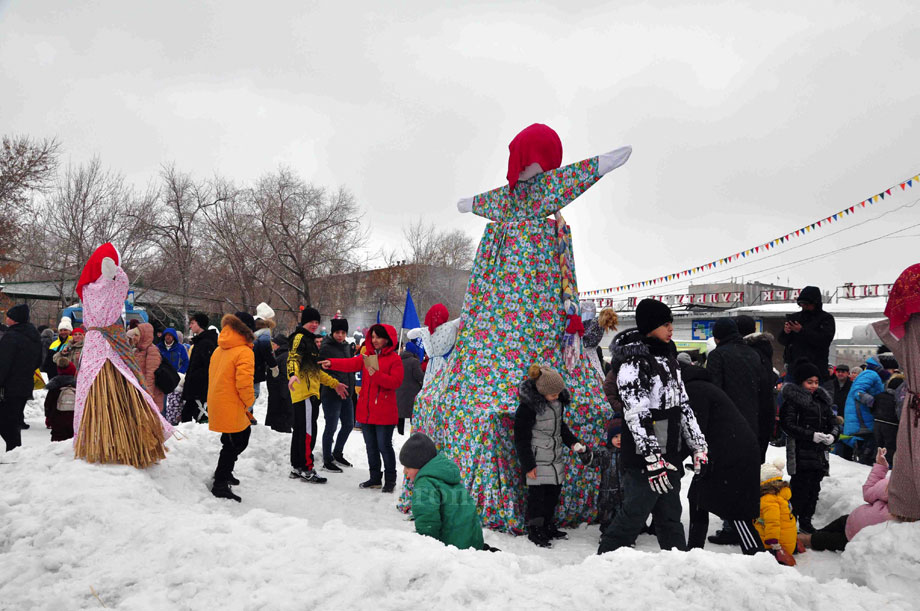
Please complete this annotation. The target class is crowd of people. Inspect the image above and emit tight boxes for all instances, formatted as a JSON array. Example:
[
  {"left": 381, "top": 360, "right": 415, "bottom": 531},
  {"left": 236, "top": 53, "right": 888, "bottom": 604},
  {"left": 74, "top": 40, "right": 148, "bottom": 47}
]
[{"left": 1, "top": 272, "right": 917, "bottom": 558}]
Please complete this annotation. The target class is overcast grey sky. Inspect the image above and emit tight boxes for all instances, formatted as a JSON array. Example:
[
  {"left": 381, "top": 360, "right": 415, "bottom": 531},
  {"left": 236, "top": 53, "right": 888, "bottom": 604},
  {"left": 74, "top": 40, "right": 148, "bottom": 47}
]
[{"left": 2, "top": 0, "right": 919, "bottom": 298}]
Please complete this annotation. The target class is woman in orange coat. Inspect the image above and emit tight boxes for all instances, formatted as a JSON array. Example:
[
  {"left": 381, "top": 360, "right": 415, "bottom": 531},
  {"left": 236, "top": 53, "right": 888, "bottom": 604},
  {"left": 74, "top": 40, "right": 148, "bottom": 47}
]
[
  {"left": 207, "top": 314, "right": 256, "bottom": 502},
  {"left": 134, "top": 323, "right": 164, "bottom": 410},
  {"left": 323, "top": 323, "right": 404, "bottom": 492}
]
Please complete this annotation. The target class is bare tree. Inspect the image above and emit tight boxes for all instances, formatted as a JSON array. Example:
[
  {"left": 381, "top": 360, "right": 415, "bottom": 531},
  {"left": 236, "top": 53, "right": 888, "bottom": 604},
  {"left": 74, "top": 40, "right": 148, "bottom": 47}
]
[
  {"left": 139, "top": 165, "right": 230, "bottom": 326},
  {"left": 243, "top": 168, "right": 365, "bottom": 309},
  {"left": 388, "top": 219, "right": 475, "bottom": 270},
  {"left": 0, "top": 135, "right": 60, "bottom": 269}
]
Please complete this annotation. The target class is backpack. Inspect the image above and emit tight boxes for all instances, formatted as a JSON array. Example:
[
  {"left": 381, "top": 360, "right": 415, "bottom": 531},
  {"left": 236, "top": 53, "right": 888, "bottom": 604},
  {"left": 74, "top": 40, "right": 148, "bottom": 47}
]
[
  {"left": 154, "top": 358, "right": 180, "bottom": 394},
  {"left": 57, "top": 387, "right": 76, "bottom": 412}
]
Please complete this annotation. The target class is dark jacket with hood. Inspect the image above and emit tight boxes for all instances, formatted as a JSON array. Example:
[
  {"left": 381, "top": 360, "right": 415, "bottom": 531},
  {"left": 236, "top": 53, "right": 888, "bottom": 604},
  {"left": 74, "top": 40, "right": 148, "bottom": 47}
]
[
  {"left": 0, "top": 321, "right": 43, "bottom": 400},
  {"left": 253, "top": 328, "right": 275, "bottom": 384},
  {"left": 265, "top": 341, "right": 293, "bottom": 432},
  {"left": 707, "top": 332, "right": 767, "bottom": 439},
  {"left": 744, "top": 331, "right": 780, "bottom": 451},
  {"left": 319, "top": 335, "right": 356, "bottom": 395},
  {"left": 514, "top": 379, "right": 579, "bottom": 486},
  {"left": 607, "top": 329, "right": 707, "bottom": 470},
  {"left": 681, "top": 363, "right": 760, "bottom": 521},
  {"left": 396, "top": 349, "right": 425, "bottom": 419},
  {"left": 326, "top": 324, "right": 403, "bottom": 425},
  {"left": 158, "top": 328, "right": 189, "bottom": 374},
  {"left": 777, "top": 286, "right": 836, "bottom": 376},
  {"left": 780, "top": 383, "right": 838, "bottom": 475},
  {"left": 182, "top": 328, "right": 218, "bottom": 405}
]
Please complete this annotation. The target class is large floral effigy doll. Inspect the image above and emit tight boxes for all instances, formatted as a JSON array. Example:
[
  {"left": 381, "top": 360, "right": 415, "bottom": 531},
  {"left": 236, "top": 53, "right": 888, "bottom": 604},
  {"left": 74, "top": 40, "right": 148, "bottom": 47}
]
[
  {"left": 73, "top": 243, "right": 172, "bottom": 468},
  {"left": 402, "top": 124, "right": 631, "bottom": 532}
]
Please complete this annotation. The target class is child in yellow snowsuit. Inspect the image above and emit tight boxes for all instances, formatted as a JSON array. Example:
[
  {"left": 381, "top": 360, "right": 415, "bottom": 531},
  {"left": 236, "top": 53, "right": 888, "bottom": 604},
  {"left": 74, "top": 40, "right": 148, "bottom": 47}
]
[{"left": 755, "top": 458, "right": 800, "bottom": 566}]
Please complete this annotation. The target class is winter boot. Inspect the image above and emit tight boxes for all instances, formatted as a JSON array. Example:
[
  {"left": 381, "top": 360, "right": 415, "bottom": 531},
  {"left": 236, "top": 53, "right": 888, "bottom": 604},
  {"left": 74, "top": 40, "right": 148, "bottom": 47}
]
[
  {"left": 798, "top": 516, "right": 815, "bottom": 534},
  {"left": 322, "top": 461, "right": 343, "bottom": 473},
  {"left": 215, "top": 472, "right": 240, "bottom": 486},
  {"left": 211, "top": 482, "right": 241, "bottom": 502},
  {"left": 527, "top": 520, "right": 552, "bottom": 548},
  {"left": 302, "top": 469, "right": 328, "bottom": 484},
  {"left": 544, "top": 523, "right": 568, "bottom": 540},
  {"left": 382, "top": 471, "right": 397, "bottom": 493},
  {"left": 359, "top": 472, "right": 383, "bottom": 489},
  {"left": 707, "top": 522, "right": 740, "bottom": 545},
  {"left": 333, "top": 454, "right": 353, "bottom": 468}
]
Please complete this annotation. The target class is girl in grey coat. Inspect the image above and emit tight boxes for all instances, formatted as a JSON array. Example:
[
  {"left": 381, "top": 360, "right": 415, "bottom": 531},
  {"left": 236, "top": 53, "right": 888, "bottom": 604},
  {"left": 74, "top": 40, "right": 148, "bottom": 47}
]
[{"left": 514, "top": 365, "right": 587, "bottom": 548}]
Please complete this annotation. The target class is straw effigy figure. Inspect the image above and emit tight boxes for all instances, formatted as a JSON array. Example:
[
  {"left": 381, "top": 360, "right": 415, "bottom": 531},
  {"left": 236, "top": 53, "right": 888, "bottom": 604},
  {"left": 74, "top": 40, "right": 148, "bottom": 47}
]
[{"left": 73, "top": 243, "right": 172, "bottom": 468}]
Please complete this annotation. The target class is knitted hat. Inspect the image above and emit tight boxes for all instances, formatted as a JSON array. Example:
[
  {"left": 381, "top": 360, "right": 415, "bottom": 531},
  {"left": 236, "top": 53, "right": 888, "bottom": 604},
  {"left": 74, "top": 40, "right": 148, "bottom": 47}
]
[
  {"left": 792, "top": 359, "right": 821, "bottom": 384},
  {"left": 271, "top": 333, "right": 289, "bottom": 349},
  {"left": 72, "top": 327, "right": 85, "bottom": 336},
  {"left": 635, "top": 299, "right": 672, "bottom": 335},
  {"left": 399, "top": 432, "right": 438, "bottom": 469},
  {"left": 735, "top": 314, "right": 756, "bottom": 336},
  {"left": 331, "top": 318, "right": 349, "bottom": 333},
  {"left": 58, "top": 317, "right": 73, "bottom": 332},
  {"left": 760, "top": 457, "right": 786, "bottom": 483},
  {"left": 6, "top": 304, "right": 29, "bottom": 324},
  {"left": 234, "top": 311, "right": 256, "bottom": 331},
  {"left": 254, "top": 302, "right": 275, "bottom": 321},
  {"left": 712, "top": 318, "right": 738, "bottom": 341},
  {"left": 191, "top": 312, "right": 210, "bottom": 329},
  {"left": 606, "top": 417, "right": 623, "bottom": 443},
  {"left": 676, "top": 352, "right": 693, "bottom": 366},
  {"left": 300, "top": 306, "right": 321, "bottom": 325},
  {"left": 528, "top": 364, "right": 566, "bottom": 396},
  {"left": 878, "top": 353, "right": 899, "bottom": 371}
]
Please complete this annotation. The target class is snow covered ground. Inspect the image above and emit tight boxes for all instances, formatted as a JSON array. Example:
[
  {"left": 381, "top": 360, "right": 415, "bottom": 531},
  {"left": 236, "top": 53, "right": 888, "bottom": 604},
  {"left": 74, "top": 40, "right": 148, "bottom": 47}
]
[{"left": 2, "top": 388, "right": 918, "bottom": 610}]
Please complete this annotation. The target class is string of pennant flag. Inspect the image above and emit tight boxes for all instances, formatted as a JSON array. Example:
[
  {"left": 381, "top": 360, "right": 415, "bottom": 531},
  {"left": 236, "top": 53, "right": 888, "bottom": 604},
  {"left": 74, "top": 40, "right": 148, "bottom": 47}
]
[{"left": 583, "top": 170, "right": 920, "bottom": 297}]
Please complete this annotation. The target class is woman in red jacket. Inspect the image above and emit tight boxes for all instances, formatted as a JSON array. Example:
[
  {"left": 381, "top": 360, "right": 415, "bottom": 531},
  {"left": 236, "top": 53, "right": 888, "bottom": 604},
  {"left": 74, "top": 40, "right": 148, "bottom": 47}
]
[{"left": 323, "top": 324, "right": 404, "bottom": 492}]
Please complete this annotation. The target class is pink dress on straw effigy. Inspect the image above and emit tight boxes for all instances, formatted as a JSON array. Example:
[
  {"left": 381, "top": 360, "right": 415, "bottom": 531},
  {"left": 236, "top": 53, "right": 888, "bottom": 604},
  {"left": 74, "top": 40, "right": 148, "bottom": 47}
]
[{"left": 73, "top": 262, "right": 172, "bottom": 456}]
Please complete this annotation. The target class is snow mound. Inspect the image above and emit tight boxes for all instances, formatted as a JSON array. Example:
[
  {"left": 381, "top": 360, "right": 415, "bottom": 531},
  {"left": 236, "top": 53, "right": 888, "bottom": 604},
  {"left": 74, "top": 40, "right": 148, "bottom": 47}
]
[
  {"left": 842, "top": 521, "right": 920, "bottom": 599},
  {"left": 1, "top": 393, "right": 916, "bottom": 609}
]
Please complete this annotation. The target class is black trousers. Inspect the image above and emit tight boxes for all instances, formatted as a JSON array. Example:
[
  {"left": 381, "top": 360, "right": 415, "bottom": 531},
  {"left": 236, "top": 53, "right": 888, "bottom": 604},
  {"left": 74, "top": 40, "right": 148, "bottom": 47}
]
[
  {"left": 875, "top": 423, "right": 898, "bottom": 466},
  {"left": 687, "top": 499, "right": 764, "bottom": 555},
  {"left": 309, "top": 395, "right": 320, "bottom": 452},
  {"left": 598, "top": 467, "right": 685, "bottom": 553},
  {"left": 215, "top": 426, "right": 251, "bottom": 484},
  {"left": 291, "top": 399, "right": 314, "bottom": 471},
  {"left": 0, "top": 397, "right": 28, "bottom": 452},
  {"left": 790, "top": 471, "right": 823, "bottom": 522},
  {"left": 526, "top": 483, "right": 561, "bottom": 528},
  {"left": 811, "top": 514, "right": 850, "bottom": 551}
]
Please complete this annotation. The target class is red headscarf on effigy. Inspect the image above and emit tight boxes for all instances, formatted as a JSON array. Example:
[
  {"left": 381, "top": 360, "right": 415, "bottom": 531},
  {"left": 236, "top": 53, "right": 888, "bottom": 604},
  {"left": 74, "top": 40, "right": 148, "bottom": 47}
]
[
  {"left": 76, "top": 242, "right": 120, "bottom": 301},
  {"left": 885, "top": 263, "right": 920, "bottom": 339},
  {"left": 425, "top": 303, "right": 449, "bottom": 335},
  {"left": 506, "top": 123, "right": 563, "bottom": 192}
]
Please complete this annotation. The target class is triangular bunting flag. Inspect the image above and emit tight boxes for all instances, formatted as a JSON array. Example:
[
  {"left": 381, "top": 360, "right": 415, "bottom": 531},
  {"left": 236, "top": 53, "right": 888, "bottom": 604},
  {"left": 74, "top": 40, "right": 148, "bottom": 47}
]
[{"left": 901, "top": 183, "right": 907, "bottom": 190}]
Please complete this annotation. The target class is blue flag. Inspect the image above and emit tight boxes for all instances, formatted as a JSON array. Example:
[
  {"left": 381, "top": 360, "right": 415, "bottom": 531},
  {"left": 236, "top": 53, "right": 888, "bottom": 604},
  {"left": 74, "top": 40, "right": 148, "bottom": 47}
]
[{"left": 401, "top": 288, "right": 425, "bottom": 359}]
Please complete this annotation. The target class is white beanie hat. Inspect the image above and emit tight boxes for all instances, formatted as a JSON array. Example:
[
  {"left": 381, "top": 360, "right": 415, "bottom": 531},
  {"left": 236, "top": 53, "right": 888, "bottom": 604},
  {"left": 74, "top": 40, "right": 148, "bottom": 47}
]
[
  {"left": 760, "top": 457, "right": 786, "bottom": 483},
  {"left": 58, "top": 317, "right": 73, "bottom": 332},
  {"left": 255, "top": 302, "right": 275, "bottom": 321}
]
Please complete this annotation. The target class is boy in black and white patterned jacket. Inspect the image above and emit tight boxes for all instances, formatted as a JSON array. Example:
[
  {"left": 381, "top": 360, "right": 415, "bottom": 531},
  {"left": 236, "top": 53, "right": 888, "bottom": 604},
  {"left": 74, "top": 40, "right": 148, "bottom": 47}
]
[{"left": 597, "top": 299, "right": 708, "bottom": 554}]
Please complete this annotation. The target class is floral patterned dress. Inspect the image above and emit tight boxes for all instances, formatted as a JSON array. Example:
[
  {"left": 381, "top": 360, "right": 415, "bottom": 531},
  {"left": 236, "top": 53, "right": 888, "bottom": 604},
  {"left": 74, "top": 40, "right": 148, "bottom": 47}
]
[
  {"left": 402, "top": 156, "right": 613, "bottom": 533},
  {"left": 407, "top": 318, "right": 461, "bottom": 389}
]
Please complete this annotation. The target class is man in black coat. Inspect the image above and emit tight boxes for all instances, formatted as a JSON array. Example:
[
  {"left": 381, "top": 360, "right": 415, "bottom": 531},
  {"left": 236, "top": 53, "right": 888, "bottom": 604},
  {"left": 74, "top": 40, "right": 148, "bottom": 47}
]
[
  {"left": 737, "top": 315, "right": 780, "bottom": 461},
  {"left": 681, "top": 362, "right": 763, "bottom": 555},
  {"left": 777, "top": 285, "right": 836, "bottom": 381},
  {"left": 820, "top": 364, "right": 851, "bottom": 415},
  {"left": 181, "top": 313, "right": 218, "bottom": 423},
  {"left": 0, "top": 305, "right": 43, "bottom": 451}
]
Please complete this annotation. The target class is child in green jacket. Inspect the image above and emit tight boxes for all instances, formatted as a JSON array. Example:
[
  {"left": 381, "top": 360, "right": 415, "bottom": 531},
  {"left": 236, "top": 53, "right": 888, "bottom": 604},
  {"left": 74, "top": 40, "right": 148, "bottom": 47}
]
[{"left": 400, "top": 433, "right": 487, "bottom": 551}]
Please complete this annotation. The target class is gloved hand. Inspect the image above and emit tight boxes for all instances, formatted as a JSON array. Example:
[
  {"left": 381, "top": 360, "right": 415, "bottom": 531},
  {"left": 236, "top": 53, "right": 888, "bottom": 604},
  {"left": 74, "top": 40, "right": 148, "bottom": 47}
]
[
  {"left": 577, "top": 448, "right": 594, "bottom": 466},
  {"left": 692, "top": 451, "right": 709, "bottom": 476},
  {"left": 572, "top": 442, "right": 586, "bottom": 454},
  {"left": 645, "top": 454, "right": 678, "bottom": 494},
  {"left": 269, "top": 366, "right": 280, "bottom": 379},
  {"left": 597, "top": 146, "right": 633, "bottom": 175},
  {"left": 457, "top": 197, "right": 474, "bottom": 213},
  {"left": 766, "top": 540, "right": 796, "bottom": 567},
  {"left": 856, "top": 391, "right": 875, "bottom": 407},
  {"left": 812, "top": 432, "right": 835, "bottom": 445}
]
